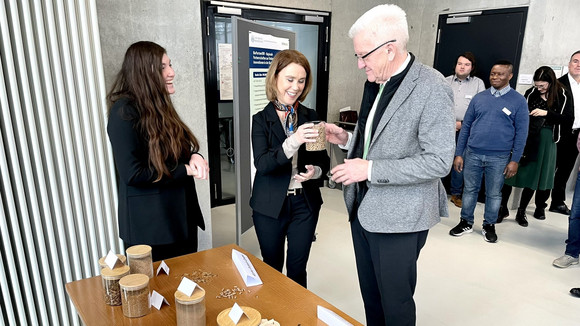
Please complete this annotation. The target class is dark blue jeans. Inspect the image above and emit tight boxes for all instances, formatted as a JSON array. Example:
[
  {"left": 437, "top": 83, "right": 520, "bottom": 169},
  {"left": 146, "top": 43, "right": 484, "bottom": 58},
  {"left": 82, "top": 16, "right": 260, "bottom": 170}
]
[
  {"left": 565, "top": 172, "right": 580, "bottom": 258},
  {"left": 460, "top": 148, "right": 510, "bottom": 225}
]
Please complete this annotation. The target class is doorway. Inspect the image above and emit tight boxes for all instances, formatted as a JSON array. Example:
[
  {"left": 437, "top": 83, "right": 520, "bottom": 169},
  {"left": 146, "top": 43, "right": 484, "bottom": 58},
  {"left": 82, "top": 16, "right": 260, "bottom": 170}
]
[
  {"left": 433, "top": 7, "right": 528, "bottom": 87},
  {"left": 201, "top": 1, "right": 331, "bottom": 207}
]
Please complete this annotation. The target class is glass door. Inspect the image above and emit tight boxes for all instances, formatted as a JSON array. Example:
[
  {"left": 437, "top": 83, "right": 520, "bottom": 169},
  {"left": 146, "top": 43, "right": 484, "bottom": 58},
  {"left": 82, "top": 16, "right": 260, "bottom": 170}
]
[{"left": 202, "top": 1, "right": 331, "bottom": 207}]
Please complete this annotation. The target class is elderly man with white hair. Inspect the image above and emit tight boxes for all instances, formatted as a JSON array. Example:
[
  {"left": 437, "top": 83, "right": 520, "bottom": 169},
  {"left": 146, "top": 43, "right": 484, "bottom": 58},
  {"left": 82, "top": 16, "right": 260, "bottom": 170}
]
[{"left": 326, "top": 4, "right": 454, "bottom": 325}]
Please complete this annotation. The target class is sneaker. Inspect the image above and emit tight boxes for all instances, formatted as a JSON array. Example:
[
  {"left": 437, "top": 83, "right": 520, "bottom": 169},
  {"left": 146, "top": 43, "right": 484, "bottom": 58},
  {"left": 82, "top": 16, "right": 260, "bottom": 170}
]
[
  {"left": 450, "top": 195, "right": 462, "bottom": 208},
  {"left": 482, "top": 224, "right": 498, "bottom": 243},
  {"left": 497, "top": 205, "right": 509, "bottom": 223},
  {"left": 553, "top": 255, "right": 579, "bottom": 268},
  {"left": 449, "top": 219, "right": 473, "bottom": 236}
]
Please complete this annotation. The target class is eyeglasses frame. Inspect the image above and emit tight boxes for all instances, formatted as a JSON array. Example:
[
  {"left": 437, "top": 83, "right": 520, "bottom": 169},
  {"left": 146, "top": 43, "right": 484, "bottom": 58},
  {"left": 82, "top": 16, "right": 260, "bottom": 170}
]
[{"left": 355, "top": 39, "right": 397, "bottom": 61}]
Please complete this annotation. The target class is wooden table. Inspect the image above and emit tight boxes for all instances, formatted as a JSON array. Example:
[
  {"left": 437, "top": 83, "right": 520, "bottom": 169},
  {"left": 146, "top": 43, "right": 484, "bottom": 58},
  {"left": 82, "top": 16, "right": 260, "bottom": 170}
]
[{"left": 66, "top": 244, "right": 362, "bottom": 325}]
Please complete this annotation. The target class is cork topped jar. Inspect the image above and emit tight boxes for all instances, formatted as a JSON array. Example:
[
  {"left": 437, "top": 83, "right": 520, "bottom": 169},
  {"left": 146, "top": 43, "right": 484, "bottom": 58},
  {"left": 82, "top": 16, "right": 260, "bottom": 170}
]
[
  {"left": 126, "top": 245, "right": 153, "bottom": 278},
  {"left": 101, "top": 265, "right": 130, "bottom": 306},
  {"left": 175, "top": 286, "right": 206, "bottom": 326},
  {"left": 98, "top": 254, "right": 127, "bottom": 269},
  {"left": 217, "top": 306, "right": 261, "bottom": 326},
  {"left": 119, "top": 273, "right": 150, "bottom": 318}
]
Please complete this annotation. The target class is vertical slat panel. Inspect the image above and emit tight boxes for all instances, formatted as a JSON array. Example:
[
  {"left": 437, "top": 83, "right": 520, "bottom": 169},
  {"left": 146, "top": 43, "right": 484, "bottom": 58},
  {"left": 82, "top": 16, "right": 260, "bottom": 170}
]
[
  {"left": 1, "top": 0, "right": 115, "bottom": 324},
  {"left": 2, "top": 1, "right": 43, "bottom": 324},
  {"left": 64, "top": 0, "right": 100, "bottom": 276},
  {"left": 87, "top": 0, "right": 122, "bottom": 254},
  {"left": 30, "top": 0, "right": 74, "bottom": 324},
  {"left": 0, "top": 63, "right": 26, "bottom": 326}
]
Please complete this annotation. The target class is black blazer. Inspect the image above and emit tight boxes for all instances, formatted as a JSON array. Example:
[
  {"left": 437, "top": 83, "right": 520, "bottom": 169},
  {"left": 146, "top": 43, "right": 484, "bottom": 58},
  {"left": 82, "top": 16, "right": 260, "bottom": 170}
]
[
  {"left": 250, "top": 102, "right": 330, "bottom": 218},
  {"left": 558, "top": 74, "right": 576, "bottom": 137},
  {"left": 107, "top": 98, "right": 205, "bottom": 245}
]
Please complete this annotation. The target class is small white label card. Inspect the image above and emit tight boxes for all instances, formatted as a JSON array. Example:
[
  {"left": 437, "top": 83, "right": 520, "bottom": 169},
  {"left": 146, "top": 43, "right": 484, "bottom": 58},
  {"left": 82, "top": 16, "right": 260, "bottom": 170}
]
[
  {"left": 228, "top": 302, "right": 251, "bottom": 324},
  {"left": 177, "top": 277, "right": 198, "bottom": 297},
  {"left": 502, "top": 107, "right": 512, "bottom": 116},
  {"left": 518, "top": 73, "right": 533, "bottom": 85},
  {"left": 150, "top": 290, "right": 169, "bottom": 310},
  {"left": 317, "top": 305, "right": 353, "bottom": 326},
  {"left": 104, "top": 250, "right": 120, "bottom": 269},
  {"left": 156, "top": 260, "right": 170, "bottom": 276},
  {"left": 232, "top": 249, "right": 262, "bottom": 287}
]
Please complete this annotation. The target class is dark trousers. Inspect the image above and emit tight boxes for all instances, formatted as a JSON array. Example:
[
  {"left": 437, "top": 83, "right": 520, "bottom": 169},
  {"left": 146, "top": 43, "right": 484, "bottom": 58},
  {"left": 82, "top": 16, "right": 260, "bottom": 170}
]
[
  {"left": 551, "top": 130, "right": 580, "bottom": 206},
  {"left": 351, "top": 216, "right": 428, "bottom": 326},
  {"left": 501, "top": 185, "right": 550, "bottom": 210},
  {"left": 252, "top": 193, "right": 319, "bottom": 288}
]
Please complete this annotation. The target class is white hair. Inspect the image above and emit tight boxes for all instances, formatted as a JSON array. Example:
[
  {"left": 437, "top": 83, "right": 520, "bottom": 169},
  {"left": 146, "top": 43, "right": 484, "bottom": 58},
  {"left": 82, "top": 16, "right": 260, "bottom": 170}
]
[{"left": 348, "top": 4, "right": 409, "bottom": 53}]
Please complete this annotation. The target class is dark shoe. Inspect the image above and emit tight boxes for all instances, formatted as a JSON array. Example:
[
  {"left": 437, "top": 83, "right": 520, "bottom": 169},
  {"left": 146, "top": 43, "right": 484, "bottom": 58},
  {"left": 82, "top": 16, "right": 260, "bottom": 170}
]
[
  {"left": 482, "top": 224, "right": 498, "bottom": 243},
  {"left": 515, "top": 208, "right": 529, "bottom": 227},
  {"left": 497, "top": 206, "right": 509, "bottom": 223},
  {"left": 533, "top": 207, "right": 546, "bottom": 220},
  {"left": 450, "top": 195, "right": 462, "bottom": 208},
  {"left": 449, "top": 219, "right": 473, "bottom": 236},
  {"left": 549, "top": 204, "right": 571, "bottom": 215},
  {"left": 570, "top": 288, "right": 580, "bottom": 298}
]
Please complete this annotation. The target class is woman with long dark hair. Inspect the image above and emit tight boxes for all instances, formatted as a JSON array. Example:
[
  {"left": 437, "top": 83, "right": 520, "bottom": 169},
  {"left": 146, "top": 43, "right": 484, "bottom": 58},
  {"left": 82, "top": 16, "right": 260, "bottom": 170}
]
[
  {"left": 499, "top": 66, "right": 573, "bottom": 226},
  {"left": 107, "top": 41, "right": 207, "bottom": 261}
]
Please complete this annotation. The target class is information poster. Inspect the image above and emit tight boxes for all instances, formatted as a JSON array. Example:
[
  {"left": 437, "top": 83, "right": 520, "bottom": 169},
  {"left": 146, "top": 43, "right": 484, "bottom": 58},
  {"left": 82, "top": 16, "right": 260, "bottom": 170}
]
[
  {"left": 219, "top": 43, "right": 233, "bottom": 100},
  {"left": 248, "top": 31, "right": 289, "bottom": 116}
]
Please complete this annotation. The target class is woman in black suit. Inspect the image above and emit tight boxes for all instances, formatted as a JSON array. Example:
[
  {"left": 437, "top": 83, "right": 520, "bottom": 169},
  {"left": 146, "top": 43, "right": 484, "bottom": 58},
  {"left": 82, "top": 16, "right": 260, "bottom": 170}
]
[
  {"left": 251, "top": 50, "right": 330, "bottom": 288},
  {"left": 106, "top": 41, "right": 207, "bottom": 261}
]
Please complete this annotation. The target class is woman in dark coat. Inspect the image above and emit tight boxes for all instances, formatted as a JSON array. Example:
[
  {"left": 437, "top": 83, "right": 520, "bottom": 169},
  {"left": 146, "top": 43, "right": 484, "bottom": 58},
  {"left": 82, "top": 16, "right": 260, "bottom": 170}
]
[
  {"left": 107, "top": 41, "right": 207, "bottom": 261},
  {"left": 499, "top": 66, "right": 573, "bottom": 226},
  {"left": 250, "top": 50, "right": 330, "bottom": 288}
]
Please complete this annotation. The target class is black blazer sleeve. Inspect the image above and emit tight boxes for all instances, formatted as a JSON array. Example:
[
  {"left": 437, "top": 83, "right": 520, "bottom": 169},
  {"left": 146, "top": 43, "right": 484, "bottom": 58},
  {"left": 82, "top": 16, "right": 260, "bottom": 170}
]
[
  {"left": 107, "top": 98, "right": 188, "bottom": 187},
  {"left": 250, "top": 103, "right": 330, "bottom": 218},
  {"left": 107, "top": 98, "right": 204, "bottom": 245}
]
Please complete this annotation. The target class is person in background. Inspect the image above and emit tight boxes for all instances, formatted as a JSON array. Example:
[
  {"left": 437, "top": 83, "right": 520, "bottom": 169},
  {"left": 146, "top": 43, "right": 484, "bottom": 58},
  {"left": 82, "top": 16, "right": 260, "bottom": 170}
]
[
  {"left": 107, "top": 41, "right": 207, "bottom": 261},
  {"left": 549, "top": 50, "right": 580, "bottom": 215},
  {"left": 553, "top": 133, "right": 580, "bottom": 272},
  {"left": 498, "top": 66, "right": 572, "bottom": 226},
  {"left": 250, "top": 49, "right": 330, "bottom": 288},
  {"left": 326, "top": 4, "right": 455, "bottom": 325},
  {"left": 445, "top": 52, "right": 486, "bottom": 208},
  {"left": 449, "top": 60, "right": 529, "bottom": 243}
]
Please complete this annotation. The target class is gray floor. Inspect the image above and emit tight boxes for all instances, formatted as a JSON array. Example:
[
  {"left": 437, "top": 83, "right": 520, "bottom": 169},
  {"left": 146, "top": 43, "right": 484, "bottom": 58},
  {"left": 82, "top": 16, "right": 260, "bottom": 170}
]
[{"left": 211, "top": 187, "right": 580, "bottom": 325}]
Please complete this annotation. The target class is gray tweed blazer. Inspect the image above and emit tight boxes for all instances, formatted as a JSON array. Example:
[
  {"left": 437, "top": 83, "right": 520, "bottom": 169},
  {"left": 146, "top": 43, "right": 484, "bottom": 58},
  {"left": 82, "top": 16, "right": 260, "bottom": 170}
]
[{"left": 345, "top": 59, "right": 455, "bottom": 233}]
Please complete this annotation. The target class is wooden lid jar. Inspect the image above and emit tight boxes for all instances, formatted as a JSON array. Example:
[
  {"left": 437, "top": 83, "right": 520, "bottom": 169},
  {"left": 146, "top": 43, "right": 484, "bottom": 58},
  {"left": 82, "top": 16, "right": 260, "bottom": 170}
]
[
  {"left": 98, "top": 254, "right": 127, "bottom": 269},
  {"left": 100, "top": 265, "right": 130, "bottom": 306},
  {"left": 175, "top": 287, "right": 206, "bottom": 326},
  {"left": 126, "top": 245, "right": 153, "bottom": 278},
  {"left": 119, "top": 274, "right": 150, "bottom": 318},
  {"left": 217, "top": 306, "right": 261, "bottom": 326}
]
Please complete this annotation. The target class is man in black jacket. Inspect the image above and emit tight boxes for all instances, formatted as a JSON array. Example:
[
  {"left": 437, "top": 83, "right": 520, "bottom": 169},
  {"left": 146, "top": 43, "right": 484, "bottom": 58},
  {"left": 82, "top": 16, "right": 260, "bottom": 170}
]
[{"left": 550, "top": 50, "right": 580, "bottom": 214}]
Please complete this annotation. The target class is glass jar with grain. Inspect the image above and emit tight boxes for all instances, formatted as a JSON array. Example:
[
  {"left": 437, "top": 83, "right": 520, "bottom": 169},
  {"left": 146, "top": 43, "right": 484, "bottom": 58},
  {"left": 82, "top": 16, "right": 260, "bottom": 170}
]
[
  {"left": 175, "top": 286, "right": 206, "bottom": 326},
  {"left": 126, "top": 245, "right": 153, "bottom": 278},
  {"left": 119, "top": 273, "right": 150, "bottom": 318},
  {"left": 100, "top": 265, "right": 130, "bottom": 306}
]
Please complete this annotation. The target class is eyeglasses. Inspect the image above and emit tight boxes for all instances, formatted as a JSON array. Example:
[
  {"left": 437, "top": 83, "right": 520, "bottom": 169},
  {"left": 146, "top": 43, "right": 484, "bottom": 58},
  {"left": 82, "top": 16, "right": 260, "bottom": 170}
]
[
  {"left": 355, "top": 39, "right": 396, "bottom": 61},
  {"left": 534, "top": 83, "right": 549, "bottom": 90}
]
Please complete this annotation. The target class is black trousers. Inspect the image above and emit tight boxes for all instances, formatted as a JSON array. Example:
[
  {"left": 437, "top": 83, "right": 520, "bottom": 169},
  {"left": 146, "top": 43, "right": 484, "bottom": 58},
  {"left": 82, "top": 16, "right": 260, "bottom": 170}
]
[
  {"left": 252, "top": 193, "right": 319, "bottom": 288},
  {"left": 351, "top": 216, "right": 428, "bottom": 326},
  {"left": 551, "top": 130, "right": 580, "bottom": 206}
]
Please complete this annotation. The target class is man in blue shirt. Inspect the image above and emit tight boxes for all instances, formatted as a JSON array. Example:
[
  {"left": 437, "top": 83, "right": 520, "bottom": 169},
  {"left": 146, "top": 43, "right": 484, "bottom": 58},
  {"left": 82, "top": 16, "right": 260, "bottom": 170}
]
[{"left": 449, "top": 60, "right": 529, "bottom": 243}]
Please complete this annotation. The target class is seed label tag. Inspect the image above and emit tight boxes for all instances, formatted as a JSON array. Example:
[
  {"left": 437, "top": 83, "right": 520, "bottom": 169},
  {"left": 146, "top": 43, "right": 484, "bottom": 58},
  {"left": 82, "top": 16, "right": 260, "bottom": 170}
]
[
  {"left": 156, "top": 260, "right": 170, "bottom": 276},
  {"left": 177, "top": 277, "right": 198, "bottom": 297},
  {"left": 232, "top": 249, "right": 262, "bottom": 287}
]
